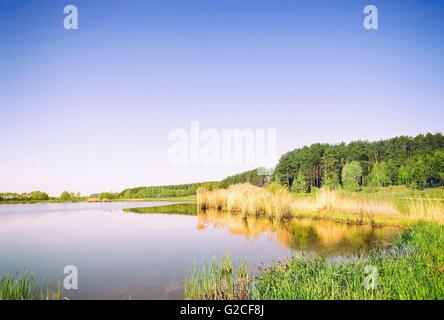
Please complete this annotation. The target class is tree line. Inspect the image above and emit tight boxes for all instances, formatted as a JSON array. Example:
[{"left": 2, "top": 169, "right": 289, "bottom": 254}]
[
  {"left": 119, "top": 182, "right": 220, "bottom": 199},
  {"left": 0, "top": 191, "right": 49, "bottom": 202},
  {"left": 2, "top": 133, "right": 443, "bottom": 202},
  {"left": 274, "top": 132, "right": 444, "bottom": 192}
]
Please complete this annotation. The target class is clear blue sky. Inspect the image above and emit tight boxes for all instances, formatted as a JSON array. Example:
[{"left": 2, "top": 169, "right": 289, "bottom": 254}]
[{"left": 1, "top": 0, "right": 443, "bottom": 195}]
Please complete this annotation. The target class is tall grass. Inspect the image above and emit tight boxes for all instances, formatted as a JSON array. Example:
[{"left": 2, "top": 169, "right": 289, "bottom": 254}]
[
  {"left": 253, "top": 222, "right": 444, "bottom": 299},
  {"left": 186, "top": 222, "right": 443, "bottom": 300},
  {"left": 0, "top": 272, "right": 63, "bottom": 300},
  {"left": 291, "top": 188, "right": 403, "bottom": 225},
  {"left": 184, "top": 255, "right": 251, "bottom": 300},
  {"left": 198, "top": 183, "right": 444, "bottom": 226},
  {"left": 190, "top": 184, "right": 444, "bottom": 300},
  {"left": 404, "top": 197, "right": 444, "bottom": 223},
  {"left": 197, "top": 183, "right": 293, "bottom": 218}
]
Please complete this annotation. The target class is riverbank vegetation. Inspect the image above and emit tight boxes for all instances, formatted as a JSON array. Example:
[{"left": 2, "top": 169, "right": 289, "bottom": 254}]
[
  {"left": 191, "top": 180, "right": 444, "bottom": 300},
  {"left": 197, "top": 183, "right": 293, "bottom": 219},
  {"left": 184, "top": 255, "right": 250, "bottom": 300},
  {"left": 197, "top": 183, "right": 444, "bottom": 226},
  {"left": 185, "top": 222, "right": 444, "bottom": 300},
  {"left": 0, "top": 273, "right": 62, "bottom": 300},
  {"left": 253, "top": 222, "right": 444, "bottom": 299}
]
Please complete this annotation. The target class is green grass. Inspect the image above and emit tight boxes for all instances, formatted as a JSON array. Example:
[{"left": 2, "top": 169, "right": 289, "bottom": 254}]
[
  {"left": 0, "top": 272, "right": 63, "bottom": 300},
  {"left": 184, "top": 254, "right": 251, "bottom": 300},
  {"left": 253, "top": 222, "right": 444, "bottom": 299},
  {"left": 184, "top": 222, "right": 443, "bottom": 300},
  {"left": 341, "top": 186, "right": 444, "bottom": 212}
]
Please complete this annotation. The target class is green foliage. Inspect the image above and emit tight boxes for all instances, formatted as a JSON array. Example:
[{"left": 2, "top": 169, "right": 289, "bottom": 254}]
[
  {"left": 95, "top": 192, "right": 119, "bottom": 200},
  {"left": 29, "top": 191, "right": 49, "bottom": 201},
  {"left": 59, "top": 191, "right": 71, "bottom": 202},
  {"left": 220, "top": 169, "right": 267, "bottom": 187},
  {"left": 323, "top": 172, "right": 341, "bottom": 190},
  {"left": 0, "top": 272, "right": 62, "bottom": 300},
  {"left": 398, "top": 158, "right": 427, "bottom": 188},
  {"left": 275, "top": 132, "right": 444, "bottom": 191},
  {"left": 184, "top": 255, "right": 250, "bottom": 300},
  {"left": 253, "top": 222, "right": 444, "bottom": 300},
  {"left": 59, "top": 191, "right": 81, "bottom": 202},
  {"left": 268, "top": 181, "right": 284, "bottom": 193},
  {"left": 368, "top": 161, "right": 391, "bottom": 187},
  {"left": 291, "top": 173, "right": 309, "bottom": 193},
  {"left": 0, "top": 191, "right": 48, "bottom": 202},
  {"left": 342, "top": 161, "right": 363, "bottom": 191},
  {"left": 120, "top": 168, "right": 271, "bottom": 200},
  {"left": 425, "top": 150, "right": 444, "bottom": 186},
  {"left": 120, "top": 181, "right": 220, "bottom": 199}
]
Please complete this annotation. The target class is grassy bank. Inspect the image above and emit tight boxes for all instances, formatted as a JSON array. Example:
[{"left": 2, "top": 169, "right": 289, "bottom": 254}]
[
  {"left": 185, "top": 222, "right": 444, "bottom": 300},
  {"left": 0, "top": 273, "right": 62, "bottom": 300},
  {"left": 254, "top": 222, "right": 443, "bottom": 299},
  {"left": 184, "top": 255, "right": 250, "bottom": 300},
  {"left": 190, "top": 184, "right": 444, "bottom": 300},
  {"left": 198, "top": 183, "right": 444, "bottom": 226}
]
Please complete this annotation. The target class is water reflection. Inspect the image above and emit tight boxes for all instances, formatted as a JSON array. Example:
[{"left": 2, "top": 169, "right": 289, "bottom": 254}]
[
  {"left": 197, "top": 210, "right": 399, "bottom": 255},
  {"left": 128, "top": 204, "right": 400, "bottom": 256},
  {"left": 0, "top": 202, "right": 400, "bottom": 299}
]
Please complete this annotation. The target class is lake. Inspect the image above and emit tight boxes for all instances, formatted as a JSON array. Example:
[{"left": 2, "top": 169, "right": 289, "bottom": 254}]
[{"left": 0, "top": 202, "right": 399, "bottom": 299}]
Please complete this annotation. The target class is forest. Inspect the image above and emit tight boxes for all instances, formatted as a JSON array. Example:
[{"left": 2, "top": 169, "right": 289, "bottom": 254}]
[{"left": 274, "top": 132, "right": 444, "bottom": 192}]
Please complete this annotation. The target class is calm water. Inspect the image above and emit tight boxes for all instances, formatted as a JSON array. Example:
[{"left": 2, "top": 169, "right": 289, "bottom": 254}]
[{"left": 0, "top": 202, "right": 399, "bottom": 299}]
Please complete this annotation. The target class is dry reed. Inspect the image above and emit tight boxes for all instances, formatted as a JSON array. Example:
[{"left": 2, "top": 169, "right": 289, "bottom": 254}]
[
  {"left": 197, "top": 183, "right": 293, "bottom": 218},
  {"left": 197, "top": 183, "right": 444, "bottom": 225}
]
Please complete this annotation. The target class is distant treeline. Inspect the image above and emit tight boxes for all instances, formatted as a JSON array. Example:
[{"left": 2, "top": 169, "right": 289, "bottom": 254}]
[
  {"left": 219, "top": 169, "right": 267, "bottom": 187},
  {"left": 3, "top": 133, "right": 443, "bottom": 202},
  {"left": 117, "top": 182, "right": 220, "bottom": 199},
  {"left": 97, "top": 172, "right": 267, "bottom": 200},
  {"left": 0, "top": 191, "right": 50, "bottom": 202},
  {"left": 275, "top": 133, "right": 444, "bottom": 192}
]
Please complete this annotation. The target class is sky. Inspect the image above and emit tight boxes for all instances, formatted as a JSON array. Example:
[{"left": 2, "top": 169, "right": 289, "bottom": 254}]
[{"left": 0, "top": 0, "right": 443, "bottom": 195}]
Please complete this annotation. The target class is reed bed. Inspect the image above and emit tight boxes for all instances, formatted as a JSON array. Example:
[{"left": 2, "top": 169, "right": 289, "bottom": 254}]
[
  {"left": 293, "top": 188, "right": 398, "bottom": 216},
  {"left": 291, "top": 188, "right": 402, "bottom": 225},
  {"left": 184, "top": 255, "right": 251, "bottom": 300},
  {"left": 197, "top": 183, "right": 293, "bottom": 218},
  {"left": 198, "top": 184, "right": 444, "bottom": 225},
  {"left": 187, "top": 222, "right": 444, "bottom": 300},
  {"left": 405, "top": 197, "right": 444, "bottom": 224},
  {"left": 190, "top": 184, "right": 444, "bottom": 300}
]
